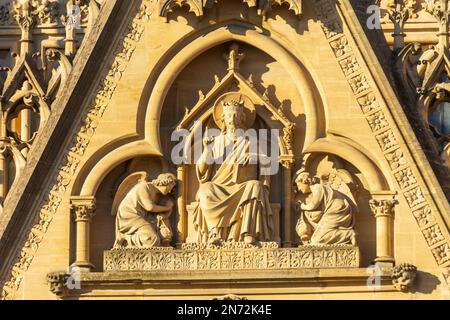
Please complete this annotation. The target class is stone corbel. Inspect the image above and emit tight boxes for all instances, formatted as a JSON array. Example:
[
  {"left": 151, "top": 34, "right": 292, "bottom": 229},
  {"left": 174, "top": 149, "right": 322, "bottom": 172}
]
[
  {"left": 12, "top": 0, "right": 36, "bottom": 55},
  {"left": 391, "top": 263, "right": 417, "bottom": 292},
  {"left": 46, "top": 271, "right": 70, "bottom": 298}
]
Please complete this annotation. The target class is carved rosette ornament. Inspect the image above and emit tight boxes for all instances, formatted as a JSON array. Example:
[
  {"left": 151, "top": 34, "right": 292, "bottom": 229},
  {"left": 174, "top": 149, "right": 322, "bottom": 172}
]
[{"left": 391, "top": 263, "right": 418, "bottom": 292}]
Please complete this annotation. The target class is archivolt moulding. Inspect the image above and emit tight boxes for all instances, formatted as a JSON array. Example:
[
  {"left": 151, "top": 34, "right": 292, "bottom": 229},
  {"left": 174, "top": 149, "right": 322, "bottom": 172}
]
[
  {"left": 304, "top": 137, "right": 391, "bottom": 192},
  {"left": 75, "top": 140, "right": 161, "bottom": 196},
  {"left": 144, "top": 21, "right": 325, "bottom": 154}
]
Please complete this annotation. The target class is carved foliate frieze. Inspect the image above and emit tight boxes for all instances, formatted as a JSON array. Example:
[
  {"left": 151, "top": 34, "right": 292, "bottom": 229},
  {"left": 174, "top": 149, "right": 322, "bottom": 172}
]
[
  {"left": 385, "top": 148, "right": 408, "bottom": 170},
  {"left": 394, "top": 167, "right": 418, "bottom": 189},
  {"left": 104, "top": 245, "right": 360, "bottom": 271},
  {"left": 432, "top": 243, "right": 450, "bottom": 265}
]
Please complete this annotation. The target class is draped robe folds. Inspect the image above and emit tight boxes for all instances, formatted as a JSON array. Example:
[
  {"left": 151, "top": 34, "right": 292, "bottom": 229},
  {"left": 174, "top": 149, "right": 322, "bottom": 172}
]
[
  {"left": 193, "top": 133, "right": 273, "bottom": 243},
  {"left": 115, "top": 182, "right": 160, "bottom": 248},
  {"left": 301, "top": 184, "right": 356, "bottom": 245}
]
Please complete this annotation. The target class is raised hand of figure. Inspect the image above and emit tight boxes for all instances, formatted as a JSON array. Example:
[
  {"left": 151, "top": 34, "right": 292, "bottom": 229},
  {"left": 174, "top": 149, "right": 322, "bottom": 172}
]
[
  {"left": 203, "top": 135, "right": 215, "bottom": 150},
  {"left": 165, "top": 198, "right": 174, "bottom": 211}
]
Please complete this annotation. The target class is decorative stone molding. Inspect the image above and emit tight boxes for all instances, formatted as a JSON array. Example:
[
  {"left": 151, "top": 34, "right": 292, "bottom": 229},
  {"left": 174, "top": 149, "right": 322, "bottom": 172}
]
[
  {"left": 248, "top": 0, "right": 303, "bottom": 19},
  {"left": 391, "top": 263, "right": 417, "bottom": 292},
  {"left": 104, "top": 245, "right": 360, "bottom": 271},
  {"left": 11, "top": 0, "right": 36, "bottom": 31},
  {"left": 378, "top": 0, "right": 420, "bottom": 50},
  {"left": 70, "top": 197, "right": 96, "bottom": 223},
  {"left": 46, "top": 272, "right": 69, "bottom": 297},
  {"left": 158, "top": 0, "right": 303, "bottom": 20},
  {"left": 314, "top": 0, "right": 450, "bottom": 272},
  {"left": 443, "top": 267, "right": 450, "bottom": 286},
  {"left": 181, "top": 242, "right": 280, "bottom": 250}
]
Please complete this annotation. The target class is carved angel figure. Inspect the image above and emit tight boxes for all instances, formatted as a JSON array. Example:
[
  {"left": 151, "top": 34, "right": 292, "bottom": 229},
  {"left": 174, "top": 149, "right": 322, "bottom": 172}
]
[
  {"left": 294, "top": 171, "right": 357, "bottom": 246},
  {"left": 111, "top": 172, "right": 177, "bottom": 248}
]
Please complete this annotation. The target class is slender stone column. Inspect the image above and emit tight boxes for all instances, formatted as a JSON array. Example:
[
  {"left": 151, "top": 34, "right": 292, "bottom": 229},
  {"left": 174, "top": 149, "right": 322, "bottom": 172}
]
[
  {"left": 281, "top": 160, "right": 294, "bottom": 248},
  {"left": 369, "top": 198, "right": 397, "bottom": 268},
  {"left": 71, "top": 196, "right": 96, "bottom": 271},
  {"left": 176, "top": 165, "right": 187, "bottom": 246}
]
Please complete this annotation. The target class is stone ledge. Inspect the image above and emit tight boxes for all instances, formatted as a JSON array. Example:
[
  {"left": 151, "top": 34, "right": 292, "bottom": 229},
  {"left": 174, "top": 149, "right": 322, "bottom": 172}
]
[
  {"left": 82, "top": 267, "right": 389, "bottom": 282},
  {"left": 57, "top": 268, "right": 395, "bottom": 299},
  {"left": 103, "top": 245, "right": 360, "bottom": 271}
]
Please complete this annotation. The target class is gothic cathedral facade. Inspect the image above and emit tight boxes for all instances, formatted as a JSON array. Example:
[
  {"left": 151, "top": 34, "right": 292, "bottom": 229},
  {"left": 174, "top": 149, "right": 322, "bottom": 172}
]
[{"left": 0, "top": 0, "right": 449, "bottom": 300}]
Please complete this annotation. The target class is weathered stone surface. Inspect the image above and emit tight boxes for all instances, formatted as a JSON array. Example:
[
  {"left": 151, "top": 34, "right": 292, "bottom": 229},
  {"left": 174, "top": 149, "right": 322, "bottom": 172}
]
[{"left": 104, "top": 245, "right": 360, "bottom": 271}]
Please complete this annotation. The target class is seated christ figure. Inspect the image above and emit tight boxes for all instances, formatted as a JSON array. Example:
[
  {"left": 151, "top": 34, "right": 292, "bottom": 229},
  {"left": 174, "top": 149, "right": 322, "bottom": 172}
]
[{"left": 193, "top": 93, "right": 273, "bottom": 245}]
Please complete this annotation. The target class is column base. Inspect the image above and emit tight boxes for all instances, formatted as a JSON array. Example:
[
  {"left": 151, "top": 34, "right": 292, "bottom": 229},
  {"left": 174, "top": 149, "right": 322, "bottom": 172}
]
[
  {"left": 72, "top": 261, "right": 95, "bottom": 272},
  {"left": 374, "top": 256, "right": 395, "bottom": 269}
]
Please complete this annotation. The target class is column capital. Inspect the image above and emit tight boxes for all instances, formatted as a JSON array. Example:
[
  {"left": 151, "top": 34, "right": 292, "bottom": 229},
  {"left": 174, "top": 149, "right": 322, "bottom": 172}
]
[
  {"left": 369, "top": 198, "right": 397, "bottom": 218},
  {"left": 70, "top": 196, "right": 96, "bottom": 223},
  {"left": 280, "top": 155, "right": 295, "bottom": 169}
]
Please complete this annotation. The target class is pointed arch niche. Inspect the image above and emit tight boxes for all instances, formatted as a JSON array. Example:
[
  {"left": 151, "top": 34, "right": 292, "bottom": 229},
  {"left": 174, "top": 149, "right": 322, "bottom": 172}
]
[{"left": 156, "top": 37, "right": 313, "bottom": 246}]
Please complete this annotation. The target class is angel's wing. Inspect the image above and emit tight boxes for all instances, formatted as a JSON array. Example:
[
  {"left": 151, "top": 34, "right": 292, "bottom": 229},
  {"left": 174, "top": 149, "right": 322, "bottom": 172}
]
[
  {"left": 319, "top": 169, "right": 357, "bottom": 206},
  {"left": 111, "top": 171, "right": 148, "bottom": 216}
]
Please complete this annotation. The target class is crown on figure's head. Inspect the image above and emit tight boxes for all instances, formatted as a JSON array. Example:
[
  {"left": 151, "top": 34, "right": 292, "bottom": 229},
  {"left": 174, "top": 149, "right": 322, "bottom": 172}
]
[{"left": 222, "top": 99, "right": 245, "bottom": 113}]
